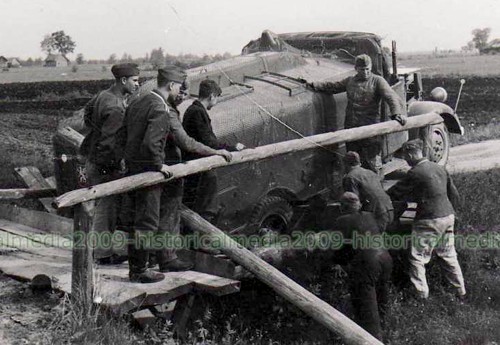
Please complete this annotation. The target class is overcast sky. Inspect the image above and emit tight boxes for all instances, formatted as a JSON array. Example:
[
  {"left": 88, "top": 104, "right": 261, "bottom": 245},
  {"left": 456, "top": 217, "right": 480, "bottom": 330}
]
[{"left": 1, "top": 0, "right": 499, "bottom": 59}]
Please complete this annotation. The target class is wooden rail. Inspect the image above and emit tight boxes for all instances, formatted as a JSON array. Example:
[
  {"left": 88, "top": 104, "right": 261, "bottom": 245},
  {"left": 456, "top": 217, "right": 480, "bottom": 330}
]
[{"left": 54, "top": 112, "right": 443, "bottom": 209}]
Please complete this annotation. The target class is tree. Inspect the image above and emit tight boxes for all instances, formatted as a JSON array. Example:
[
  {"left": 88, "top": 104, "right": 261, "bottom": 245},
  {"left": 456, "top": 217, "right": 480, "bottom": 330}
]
[
  {"left": 76, "top": 53, "right": 85, "bottom": 65},
  {"left": 40, "top": 30, "right": 76, "bottom": 57},
  {"left": 107, "top": 54, "right": 117, "bottom": 64},
  {"left": 150, "top": 47, "right": 165, "bottom": 69},
  {"left": 471, "top": 28, "right": 491, "bottom": 52}
]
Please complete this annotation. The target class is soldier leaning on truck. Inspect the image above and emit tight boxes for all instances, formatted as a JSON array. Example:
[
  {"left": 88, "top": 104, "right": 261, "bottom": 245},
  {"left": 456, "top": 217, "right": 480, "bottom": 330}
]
[
  {"left": 308, "top": 54, "right": 406, "bottom": 174},
  {"left": 342, "top": 151, "right": 394, "bottom": 232},
  {"left": 388, "top": 139, "right": 466, "bottom": 300},
  {"left": 120, "top": 66, "right": 232, "bottom": 284},
  {"left": 334, "top": 192, "right": 393, "bottom": 341},
  {"left": 182, "top": 79, "right": 245, "bottom": 223},
  {"left": 79, "top": 63, "right": 139, "bottom": 265}
]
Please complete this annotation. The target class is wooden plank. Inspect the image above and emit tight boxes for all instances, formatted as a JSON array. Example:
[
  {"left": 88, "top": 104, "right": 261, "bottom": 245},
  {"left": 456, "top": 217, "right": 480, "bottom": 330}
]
[
  {"left": 193, "top": 250, "right": 240, "bottom": 279},
  {"left": 174, "top": 270, "right": 240, "bottom": 296},
  {"left": 180, "top": 206, "right": 383, "bottom": 345},
  {"left": 132, "top": 309, "right": 156, "bottom": 330},
  {"left": 14, "top": 166, "right": 57, "bottom": 213},
  {"left": 0, "top": 258, "right": 72, "bottom": 291},
  {"left": 0, "top": 204, "right": 73, "bottom": 238},
  {"left": 0, "top": 219, "right": 72, "bottom": 251},
  {"left": 85, "top": 267, "right": 195, "bottom": 315},
  {"left": 0, "top": 230, "right": 71, "bottom": 261},
  {"left": 0, "top": 187, "right": 55, "bottom": 200},
  {"left": 172, "top": 294, "right": 196, "bottom": 339},
  {"left": 45, "top": 176, "right": 57, "bottom": 189},
  {"left": 54, "top": 112, "right": 444, "bottom": 209}
]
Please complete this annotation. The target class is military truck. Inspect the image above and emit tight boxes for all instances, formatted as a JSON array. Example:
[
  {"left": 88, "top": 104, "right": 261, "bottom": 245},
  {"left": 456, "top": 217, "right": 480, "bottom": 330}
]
[{"left": 53, "top": 30, "right": 463, "bottom": 235}]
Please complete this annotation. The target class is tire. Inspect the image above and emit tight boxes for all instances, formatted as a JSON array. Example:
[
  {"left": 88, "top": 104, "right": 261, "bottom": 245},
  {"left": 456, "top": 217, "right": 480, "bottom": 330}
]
[
  {"left": 248, "top": 195, "right": 293, "bottom": 234},
  {"left": 421, "top": 122, "right": 450, "bottom": 166}
]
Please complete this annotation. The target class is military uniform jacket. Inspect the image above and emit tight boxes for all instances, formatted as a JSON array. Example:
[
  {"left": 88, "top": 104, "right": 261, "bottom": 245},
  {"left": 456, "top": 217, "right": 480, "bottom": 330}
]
[
  {"left": 388, "top": 159, "right": 460, "bottom": 220},
  {"left": 313, "top": 74, "right": 403, "bottom": 128},
  {"left": 334, "top": 211, "right": 389, "bottom": 267},
  {"left": 343, "top": 166, "right": 393, "bottom": 215},
  {"left": 121, "top": 90, "right": 213, "bottom": 173},
  {"left": 81, "top": 88, "right": 126, "bottom": 170},
  {"left": 182, "top": 100, "right": 236, "bottom": 161}
]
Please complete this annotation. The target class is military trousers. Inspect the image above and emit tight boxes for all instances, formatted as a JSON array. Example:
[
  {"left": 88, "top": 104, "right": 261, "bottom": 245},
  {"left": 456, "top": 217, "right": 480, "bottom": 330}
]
[
  {"left": 348, "top": 250, "right": 393, "bottom": 341},
  {"left": 409, "top": 214, "right": 466, "bottom": 298},
  {"left": 86, "top": 161, "right": 127, "bottom": 259},
  {"left": 184, "top": 170, "right": 218, "bottom": 222},
  {"left": 128, "top": 180, "right": 183, "bottom": 274}
]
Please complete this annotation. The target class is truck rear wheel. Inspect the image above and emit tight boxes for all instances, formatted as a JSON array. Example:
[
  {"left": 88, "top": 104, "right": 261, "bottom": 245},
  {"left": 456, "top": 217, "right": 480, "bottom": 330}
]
[
  {"left": 248, "top": 195, "right": 293, "bottom": 234},
  {"left": 421, "top": 122, "right": 450, "bottom": 166}
]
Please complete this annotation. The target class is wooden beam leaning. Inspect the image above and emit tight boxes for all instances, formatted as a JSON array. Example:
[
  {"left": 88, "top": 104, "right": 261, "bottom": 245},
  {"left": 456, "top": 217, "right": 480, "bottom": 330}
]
[
  {"left": 14, "top": 166, "right": 57, "bottom": 213},
  {"left": 53, "top": 112, "right": 443, "bottom": 209},
  {"left": 180, "top": 206, "right": 383, "bottom": 345}
]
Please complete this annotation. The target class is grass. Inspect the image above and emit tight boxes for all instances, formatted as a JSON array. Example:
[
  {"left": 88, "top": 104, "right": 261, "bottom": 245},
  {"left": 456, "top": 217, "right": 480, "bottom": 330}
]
[
  {"left": 400, "top": 53, "right": 500, "bottom": 77},
  {"left": 450, "top": 121, "right": 500, "bottom": 146}
]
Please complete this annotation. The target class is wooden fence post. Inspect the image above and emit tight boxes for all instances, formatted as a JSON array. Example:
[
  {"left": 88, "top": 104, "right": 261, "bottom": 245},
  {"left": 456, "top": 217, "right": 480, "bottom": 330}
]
[{"left": 71, "top": 202, "right": 94, "bottom": 313}]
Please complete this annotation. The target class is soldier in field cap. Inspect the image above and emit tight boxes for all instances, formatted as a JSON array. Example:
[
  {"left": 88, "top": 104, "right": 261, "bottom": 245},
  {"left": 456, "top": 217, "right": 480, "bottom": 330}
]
[
  {"left": 80, "top": 62, "right": 140, "bottom": 265},
  {"left": 388, "top": 139, "right": 466, "bottom": 300},
  {"left": 343, "top": 151, "right": 394, "bottom": 232},
  {"left": 120, "top": 66, "right": 232, "bottom": 283},
  {"left": 308, "top": 53, "right": 406, "bottom": 175}
]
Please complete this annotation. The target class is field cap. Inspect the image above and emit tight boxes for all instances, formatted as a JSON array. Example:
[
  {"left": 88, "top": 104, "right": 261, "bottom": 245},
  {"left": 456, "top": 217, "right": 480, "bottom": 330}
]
[
  {"left": 344, "top": 151, "right": 361, "bottom": 166},
  {"left": 158, "top": 65, "right": 187, "bottom": 84},
  {"left": 111, "top": 63, "right": 140, "bottom": 78},
  {"left": 401, "top": 139, "right": 424, "bottom": 152},
  {"left": 199, "top": 79, "right": 222, "bottom": 98},
  {"left": 340, "top": 192, "right": 360, "bottom": 206},
  {"left": 355, "top": 54, "right": 372, "bottom": 68}
]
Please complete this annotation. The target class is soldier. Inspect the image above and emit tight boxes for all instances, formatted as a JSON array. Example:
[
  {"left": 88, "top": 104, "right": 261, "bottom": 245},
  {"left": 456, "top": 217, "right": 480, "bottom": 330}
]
[
  {"left": 388, "top": 139, "right": 466, "bottom": 300},
  {"left": 308, "top": 54, "right": 406, "bottom": 174},
  {"left": 122, "top": 66, "right": 232, "bottom": 283},
  {"left": 343, "top": 151, "right": 394, "bottom": 232},
  {"left": 334, "top": 192, "right": 393, "bottom": 341},
  {"left": 80, "top": 63, "right": 139, "bottom": 264},
  {"left": 182, "top": 79, "right": 244, "bottom": 222}
]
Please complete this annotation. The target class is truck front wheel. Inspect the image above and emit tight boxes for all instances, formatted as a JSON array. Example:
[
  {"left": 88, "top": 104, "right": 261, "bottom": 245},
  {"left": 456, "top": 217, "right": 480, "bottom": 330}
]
[
  {"left": 248, "top": 195, "right": 293, "bottom": 234},
  {"left": 421, "top": 122, "right": 450, "bottom": 166}
]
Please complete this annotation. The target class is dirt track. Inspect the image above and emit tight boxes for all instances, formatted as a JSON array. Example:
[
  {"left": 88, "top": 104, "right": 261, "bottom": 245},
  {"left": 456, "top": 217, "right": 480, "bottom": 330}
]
[{"left": 448, "top": 140, "right": 500, "bottom": 174}]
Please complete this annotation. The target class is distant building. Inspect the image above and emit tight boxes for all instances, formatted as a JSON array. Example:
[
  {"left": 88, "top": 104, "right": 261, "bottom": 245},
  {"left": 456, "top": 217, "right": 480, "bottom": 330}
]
[
  {"left": 0, "top": 56, "right": 7, "bottom": 68},
  {"left": 7, "top": 58, "right": 21, "bottom": 68},
  {"left": 44, "top": 54, "right": 70, "bottom": 67},
  {"left": 481, "top": 39, "right": 500, "bottom": 54}
]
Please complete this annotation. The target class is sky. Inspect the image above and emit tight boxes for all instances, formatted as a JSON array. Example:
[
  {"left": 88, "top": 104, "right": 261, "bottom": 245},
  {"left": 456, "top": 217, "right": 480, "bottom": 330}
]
[{"left": 1, "top": 0, "right": 500, "bottom": 60}]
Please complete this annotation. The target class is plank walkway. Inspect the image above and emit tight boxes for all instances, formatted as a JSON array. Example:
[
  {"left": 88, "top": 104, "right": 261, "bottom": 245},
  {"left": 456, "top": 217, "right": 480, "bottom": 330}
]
[{"left": 0, "top": 209, "right": 240, "bottom": 316}]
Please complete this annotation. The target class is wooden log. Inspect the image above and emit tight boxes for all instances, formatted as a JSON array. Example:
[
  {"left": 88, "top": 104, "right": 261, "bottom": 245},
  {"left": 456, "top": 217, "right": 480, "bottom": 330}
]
[
  {"left": 14, "top": 166, "right": 57, "bottom": 213},
  {"left": 0, "top": 187, "right": 56, "bottom": 200},
  {"left": 54, "top": 112, "right": 443, "bottom": 209},
  {"left": 180, "top": 206, "right": 383, "bottom": 345}
]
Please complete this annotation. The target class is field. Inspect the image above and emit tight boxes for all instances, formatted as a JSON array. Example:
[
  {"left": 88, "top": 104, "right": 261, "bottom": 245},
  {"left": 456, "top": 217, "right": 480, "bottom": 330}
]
[
  {"left": 0, "top": 53, "right": 500, "bottom": 344},
  {"left": 400, "top": 53, "right": 500, "bottom": 77},
  {"left": 0, "top": 64, "right": 156, "bottom": 84}
]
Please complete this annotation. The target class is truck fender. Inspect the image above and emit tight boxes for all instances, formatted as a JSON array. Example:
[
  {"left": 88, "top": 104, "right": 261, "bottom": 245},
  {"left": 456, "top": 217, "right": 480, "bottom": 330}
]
[{"left": 407, "top": 101, "right": 464, "bottom": 135}]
